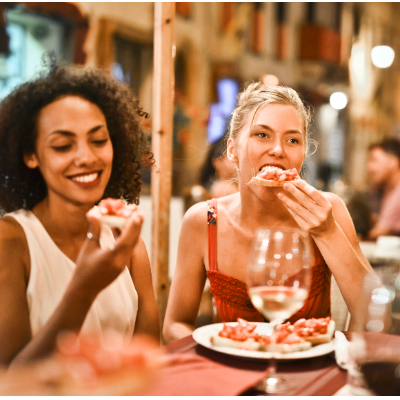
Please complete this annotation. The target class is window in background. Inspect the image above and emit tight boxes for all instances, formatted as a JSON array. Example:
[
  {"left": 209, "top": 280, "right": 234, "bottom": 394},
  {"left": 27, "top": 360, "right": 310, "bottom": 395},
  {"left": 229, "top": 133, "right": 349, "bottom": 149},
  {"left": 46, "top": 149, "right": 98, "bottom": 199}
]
[
  {"left": 112, "top": 35, "right": 153, "bottom": 101},
  {"left": 0, "top": 7, "right": 69, "bottom": 100},
  {"left": 112, "top": 35, "right": 153, "bottom": 192},
  {"left": 276, "top": 2, "right": 287, "bottom": 60},
  {"left": 220, "top": 2, "right": 235, "bottom": 33},
  {"left": 207, "top": 78, "right": 239, "bottom": 144},
  {"left": 250, "top": 3, "right": 264, "bottom": 54},
  {"left": 176, "top": 2, "right": 192, "bottom": 19}
]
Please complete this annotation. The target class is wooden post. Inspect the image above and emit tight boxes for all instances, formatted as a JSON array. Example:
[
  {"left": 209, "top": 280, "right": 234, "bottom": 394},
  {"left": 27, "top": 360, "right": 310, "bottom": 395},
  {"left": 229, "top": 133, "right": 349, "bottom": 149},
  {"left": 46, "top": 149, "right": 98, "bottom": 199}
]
[{"left": 151, "top": 2, "right": 175, "bottom": 330}]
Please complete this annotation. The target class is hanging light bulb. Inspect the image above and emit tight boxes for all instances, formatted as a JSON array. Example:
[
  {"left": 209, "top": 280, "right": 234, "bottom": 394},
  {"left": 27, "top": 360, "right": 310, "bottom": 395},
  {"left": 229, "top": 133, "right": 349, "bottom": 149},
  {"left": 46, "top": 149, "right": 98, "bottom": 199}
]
[
  {"left": 371, "top": 46, "right": 395, "bottom": 68},
  {"left": 330, "top": 92, "right": 347, "bottom": 110}
]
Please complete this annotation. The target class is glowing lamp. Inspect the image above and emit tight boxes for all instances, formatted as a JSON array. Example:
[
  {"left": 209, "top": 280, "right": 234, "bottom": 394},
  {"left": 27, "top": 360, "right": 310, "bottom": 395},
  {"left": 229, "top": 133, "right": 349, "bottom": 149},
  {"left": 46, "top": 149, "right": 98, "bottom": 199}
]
[
  {"left": 330, "top": 92, "right": 347, "bottom": 110},
  {"left": 371, "top": 45, "right": 395, "bottom": 68}
]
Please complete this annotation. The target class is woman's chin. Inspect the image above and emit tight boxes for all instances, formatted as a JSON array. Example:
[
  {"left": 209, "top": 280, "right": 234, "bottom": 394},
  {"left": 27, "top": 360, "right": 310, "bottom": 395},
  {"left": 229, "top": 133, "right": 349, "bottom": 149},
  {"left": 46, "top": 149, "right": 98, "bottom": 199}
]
[{"left": 252, "top": 187, "right": 281, "bottom": 203}]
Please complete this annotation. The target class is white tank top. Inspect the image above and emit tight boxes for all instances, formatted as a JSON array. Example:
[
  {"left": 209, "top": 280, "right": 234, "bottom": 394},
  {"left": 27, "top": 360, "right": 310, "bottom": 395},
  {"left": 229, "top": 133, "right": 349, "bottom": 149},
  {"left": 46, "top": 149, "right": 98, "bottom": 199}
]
[{"left": 8, "top": 209, "right": 138, "bottom": 338}]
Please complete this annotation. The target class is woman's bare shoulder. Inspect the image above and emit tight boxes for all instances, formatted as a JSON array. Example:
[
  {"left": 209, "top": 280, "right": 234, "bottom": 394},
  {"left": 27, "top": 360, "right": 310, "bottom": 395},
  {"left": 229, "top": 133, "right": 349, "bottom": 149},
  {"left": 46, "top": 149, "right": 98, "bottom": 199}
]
[
  {"left": 0, "top": 215, "right": 29, "bottom": 278},
  {"left": 322, "top": 192, "right": 347, "bottom": 212},
  {"left": 184, "top": 194, "right": 239, "bottom": 219},
  {"left": 322, "top": 191, "right": 355, "bottom": 229},
  {"left": 182, "top": 201, "right": 209, "bottom": 227},
  {"left": 0, "top": 215, "right": 27, "bottom": 242}
]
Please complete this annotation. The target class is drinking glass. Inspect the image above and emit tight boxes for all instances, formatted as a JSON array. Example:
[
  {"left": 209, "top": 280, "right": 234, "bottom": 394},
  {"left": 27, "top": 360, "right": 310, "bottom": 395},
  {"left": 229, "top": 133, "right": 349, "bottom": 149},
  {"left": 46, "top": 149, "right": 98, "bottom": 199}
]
[{"left": 247, "top": 227, "right": 311, "bottom": 393}]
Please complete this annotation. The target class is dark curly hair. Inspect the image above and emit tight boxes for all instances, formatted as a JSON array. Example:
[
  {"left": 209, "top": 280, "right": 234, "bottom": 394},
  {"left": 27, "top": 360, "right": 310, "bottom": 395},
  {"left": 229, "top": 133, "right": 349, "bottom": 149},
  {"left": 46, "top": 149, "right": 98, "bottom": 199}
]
[{"left": 0, "top": 56, "right": 151, "bottom": 212}]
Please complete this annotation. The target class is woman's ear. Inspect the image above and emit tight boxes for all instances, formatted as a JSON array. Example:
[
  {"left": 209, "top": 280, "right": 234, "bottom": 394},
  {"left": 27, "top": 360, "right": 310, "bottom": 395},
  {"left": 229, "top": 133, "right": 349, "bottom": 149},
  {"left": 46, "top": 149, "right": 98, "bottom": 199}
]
[
  {"left": 227, "top": 138, "right": 238, "bottom": 163},
  {"left": 23, "top": 153, "right": 39, "bottom": 169}
]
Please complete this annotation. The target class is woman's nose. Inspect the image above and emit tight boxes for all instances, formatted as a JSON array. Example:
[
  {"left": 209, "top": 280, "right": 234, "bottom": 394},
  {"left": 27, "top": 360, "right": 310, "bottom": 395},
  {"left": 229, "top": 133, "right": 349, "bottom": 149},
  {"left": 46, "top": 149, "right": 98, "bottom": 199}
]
[
  {"left": 75, "top": 143, "right": 97, "bottom": 166},
  {"left": 267, "top": 140, "right": 285, "bottom": 157}
]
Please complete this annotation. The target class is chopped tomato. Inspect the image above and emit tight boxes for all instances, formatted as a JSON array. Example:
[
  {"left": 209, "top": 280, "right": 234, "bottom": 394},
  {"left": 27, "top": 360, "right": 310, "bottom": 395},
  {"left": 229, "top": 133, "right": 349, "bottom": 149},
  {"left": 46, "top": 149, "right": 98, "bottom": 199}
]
[
  {"left": 257, "top": 167, "right": 300, "bottom": 182},
  {"left": 217, "top": 317, "right": 330, "bottom": 345},
  {"left": 293, "top": 317, "right": 331, "bottom": 337},
  {"left": 98, "top": 198, "right": 138, "bottom": 217}
]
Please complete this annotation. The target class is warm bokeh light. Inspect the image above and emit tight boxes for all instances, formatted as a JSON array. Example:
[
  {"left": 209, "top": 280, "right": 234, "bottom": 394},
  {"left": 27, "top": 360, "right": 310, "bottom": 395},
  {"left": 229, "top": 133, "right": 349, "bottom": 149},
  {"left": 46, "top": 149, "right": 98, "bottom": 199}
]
[
  {"left": 371, "top": 45, "right": 395, "bottom": 68},
  {"left": 330, "top": 92, "right": 348, "bottom": 110},
  {"left": 261, "top": 74, "right": 279, "bottom": 86}
]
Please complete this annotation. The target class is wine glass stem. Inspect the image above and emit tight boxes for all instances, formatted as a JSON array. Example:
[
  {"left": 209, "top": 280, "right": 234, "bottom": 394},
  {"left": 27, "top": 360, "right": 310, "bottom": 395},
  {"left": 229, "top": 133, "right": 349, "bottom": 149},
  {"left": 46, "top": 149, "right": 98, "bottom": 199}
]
[{"left": 269, "top": 322, "right": 278, "bottom": 376}]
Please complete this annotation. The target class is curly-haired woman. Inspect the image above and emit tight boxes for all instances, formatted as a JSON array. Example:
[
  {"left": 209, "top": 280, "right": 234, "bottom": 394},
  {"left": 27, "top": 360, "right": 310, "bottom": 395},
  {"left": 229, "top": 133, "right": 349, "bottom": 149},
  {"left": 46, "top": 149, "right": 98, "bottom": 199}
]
[
  {"left": 0, "top": 59, "right": 160, "bottom": 366},
  {"left": 164, "top": 82, "right": 375, "bottom": 343}
]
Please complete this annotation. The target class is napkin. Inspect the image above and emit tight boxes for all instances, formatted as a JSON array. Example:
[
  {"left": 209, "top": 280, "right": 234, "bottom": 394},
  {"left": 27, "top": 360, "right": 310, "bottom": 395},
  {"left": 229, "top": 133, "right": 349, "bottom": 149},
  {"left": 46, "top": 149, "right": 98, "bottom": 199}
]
[
  {"left": 135, "top": 353, "right": 268, "bottom": 396},
  {"left": 335, "top": 331, "right": 368, "bottom": 370},
  {"left": 334, "top": 332, "right": 373, "bottom": 396},
  {"left": 335, "top": 331, "right": 351, "bottom": 370}
]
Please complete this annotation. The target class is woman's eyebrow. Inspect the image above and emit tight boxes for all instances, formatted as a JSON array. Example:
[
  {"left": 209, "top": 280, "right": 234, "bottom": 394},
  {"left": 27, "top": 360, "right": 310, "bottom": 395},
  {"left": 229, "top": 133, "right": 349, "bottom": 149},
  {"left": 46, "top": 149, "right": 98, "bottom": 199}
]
[
  {"left": 253, "top": 124, "right": 302, "bottom": 134},
  {"left": 87, "top": 125, "right": 107, "bottom": 135},
  {"left": 50, "top": 125, "right": 106, "bottom": 137},
  {"left": 253, "top": 124, "right": 273, "bottom": 131}
]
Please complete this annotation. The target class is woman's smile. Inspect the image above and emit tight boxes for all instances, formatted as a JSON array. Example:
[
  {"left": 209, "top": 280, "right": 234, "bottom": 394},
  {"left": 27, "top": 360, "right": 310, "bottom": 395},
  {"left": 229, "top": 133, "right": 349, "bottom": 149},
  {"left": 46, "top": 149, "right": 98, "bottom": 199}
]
[{"left": 69, "top": 171, "right": 102, "bottom": 185}]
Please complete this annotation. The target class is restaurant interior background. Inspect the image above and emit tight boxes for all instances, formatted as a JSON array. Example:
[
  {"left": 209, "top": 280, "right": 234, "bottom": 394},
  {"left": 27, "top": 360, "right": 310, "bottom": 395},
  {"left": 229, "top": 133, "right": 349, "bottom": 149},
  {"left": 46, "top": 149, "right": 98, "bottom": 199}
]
[{"left": 1, "top": 1, "right": 400, "bottom": 326}]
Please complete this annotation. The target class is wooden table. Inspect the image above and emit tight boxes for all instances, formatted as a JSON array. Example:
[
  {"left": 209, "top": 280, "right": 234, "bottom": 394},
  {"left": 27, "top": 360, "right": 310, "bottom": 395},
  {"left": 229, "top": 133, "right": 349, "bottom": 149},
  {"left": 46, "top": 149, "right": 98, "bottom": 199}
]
[{"left": 165, "top": 335, "right": 347, "bottom": 396}]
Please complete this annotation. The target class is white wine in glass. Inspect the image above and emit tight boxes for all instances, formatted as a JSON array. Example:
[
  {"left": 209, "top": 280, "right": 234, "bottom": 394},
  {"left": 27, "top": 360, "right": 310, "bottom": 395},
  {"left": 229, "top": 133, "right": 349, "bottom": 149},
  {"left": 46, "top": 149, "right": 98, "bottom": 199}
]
[{"left": 247, "top": 227, "right": 311, "bottom": 393}]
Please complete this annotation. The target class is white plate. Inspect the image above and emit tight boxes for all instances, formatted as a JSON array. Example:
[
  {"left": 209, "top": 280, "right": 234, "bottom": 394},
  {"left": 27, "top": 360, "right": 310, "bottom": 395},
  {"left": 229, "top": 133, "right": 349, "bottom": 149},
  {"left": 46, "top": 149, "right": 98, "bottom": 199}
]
[{"left": 192, "top": 322, "right": 336, "bottom": 360}]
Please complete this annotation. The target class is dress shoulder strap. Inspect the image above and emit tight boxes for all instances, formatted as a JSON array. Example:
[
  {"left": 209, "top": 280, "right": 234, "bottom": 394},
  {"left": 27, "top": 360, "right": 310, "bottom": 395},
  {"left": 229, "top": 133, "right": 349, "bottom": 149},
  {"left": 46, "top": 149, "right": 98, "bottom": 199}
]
[{"left": 207, "top": 198, "right": 218, "bottom": 272}]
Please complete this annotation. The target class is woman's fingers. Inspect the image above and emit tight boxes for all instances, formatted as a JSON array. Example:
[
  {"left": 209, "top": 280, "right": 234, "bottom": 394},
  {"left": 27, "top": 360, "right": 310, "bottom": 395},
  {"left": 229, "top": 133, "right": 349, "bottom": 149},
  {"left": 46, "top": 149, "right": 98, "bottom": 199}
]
[
  {"left": 286, "top": 180, "right": 329, "bottom": 207},
  {"left": 281, "top": 201, "right": 309, "bottom": 230},
  {"left": 282, "top": 181, "right": 332, "bottom": 219},
  {"left": 84, "top": 216, "right": 102, "bottom": 250},
  {"left": 278, "top": 180, "right": 336, "bottom": 236},
  {"left": 278, "top": 191, "right": 320, "bottom": 224},
  {"left": 112, "top": 211, "right": 145, "bottom": 253},
  {"left": 81, "top": 211, "right": 144, "bottom": 269}
]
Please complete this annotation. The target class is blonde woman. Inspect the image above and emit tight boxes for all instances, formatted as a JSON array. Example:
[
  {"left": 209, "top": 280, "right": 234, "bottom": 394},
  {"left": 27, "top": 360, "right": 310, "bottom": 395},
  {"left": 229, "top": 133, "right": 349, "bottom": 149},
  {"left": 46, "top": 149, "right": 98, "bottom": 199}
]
[{"left": 164, "top": 82, "right": 373, "bottom": 343}]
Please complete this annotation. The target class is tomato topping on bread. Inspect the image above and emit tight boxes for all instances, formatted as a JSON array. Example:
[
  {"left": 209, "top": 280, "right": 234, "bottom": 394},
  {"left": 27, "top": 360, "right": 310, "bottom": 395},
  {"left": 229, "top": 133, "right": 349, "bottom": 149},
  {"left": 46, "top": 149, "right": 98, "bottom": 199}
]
[
  {"left": 88, "top": 198, "right": 138, "bottom": 229},
  {"left": 292, "top": 317, "right": 335, "bottom": 345},
  {"left": 250, "top": 166, "right": 300, "bottom": 187},
  {"left": 210, "top": 317, "right": 335, "bottom": 353}
]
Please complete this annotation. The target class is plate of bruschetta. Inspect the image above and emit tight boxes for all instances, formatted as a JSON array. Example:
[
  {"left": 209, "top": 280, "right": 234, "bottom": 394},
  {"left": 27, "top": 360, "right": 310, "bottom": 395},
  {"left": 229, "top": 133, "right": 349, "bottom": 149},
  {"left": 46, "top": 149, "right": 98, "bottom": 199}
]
[{"left": 192, "top": 317, "right": 336, "bottom": 360}]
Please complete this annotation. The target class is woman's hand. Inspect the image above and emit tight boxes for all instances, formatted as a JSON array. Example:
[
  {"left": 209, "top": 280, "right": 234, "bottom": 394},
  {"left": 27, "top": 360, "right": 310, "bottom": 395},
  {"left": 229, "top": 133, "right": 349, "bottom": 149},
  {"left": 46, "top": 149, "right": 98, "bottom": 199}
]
[
  {"left": 277, "top": 180, "right": 336, "bottom": 237},
  {"left": 72, "top": 211, "right": 145, "bottom": 297}
]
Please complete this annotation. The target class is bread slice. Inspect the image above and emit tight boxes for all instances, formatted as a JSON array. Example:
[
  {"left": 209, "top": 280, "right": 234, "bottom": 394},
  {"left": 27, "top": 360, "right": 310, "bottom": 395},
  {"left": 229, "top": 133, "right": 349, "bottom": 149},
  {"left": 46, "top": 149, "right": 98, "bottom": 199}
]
[
  {"left": 210, "top": 335, "right": 261, "bottom": 351},
  {"left": 301, "top": 320, "right": 336, "bottom": 346},
  {"left": 97, "top": 215, "right": 128, "bottom": 229},
  {"left": 211, "top": 335, "right": 312, "bottom": 353},
  {"left": 87, "top": 199, "right": 138, "bottom": 230},
  {"left": 263, "top": 341, "right": 312, "bottom": 353},
  {"left": 250, "top": 176, "right": 298, "bottom": 187}
]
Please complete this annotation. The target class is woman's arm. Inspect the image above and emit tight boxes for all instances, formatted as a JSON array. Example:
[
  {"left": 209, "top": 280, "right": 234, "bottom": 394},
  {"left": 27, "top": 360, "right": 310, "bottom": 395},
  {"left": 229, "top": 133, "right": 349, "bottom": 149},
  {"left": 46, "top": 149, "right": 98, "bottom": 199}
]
[
  {"left": 129, "top": 237, "right": 160, "bottom": 342},
  {"left": 163, "top": 202, "right": 208, "bottom": 344},
  {"left": 7, "top": 211, "right": 145, "bottom": 366},
  {"left": 0, "top": 218, "right": 34, "bottom": 366},
  {"left": 278, "top": 180, "right": 374, "bottom": 327}
]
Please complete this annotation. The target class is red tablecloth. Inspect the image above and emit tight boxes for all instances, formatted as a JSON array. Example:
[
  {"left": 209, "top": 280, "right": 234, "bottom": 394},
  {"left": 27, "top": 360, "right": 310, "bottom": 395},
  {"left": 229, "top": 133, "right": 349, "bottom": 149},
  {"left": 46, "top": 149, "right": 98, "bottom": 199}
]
[{"left": 140, "top": 335, "right": 347, "bottom": 396}]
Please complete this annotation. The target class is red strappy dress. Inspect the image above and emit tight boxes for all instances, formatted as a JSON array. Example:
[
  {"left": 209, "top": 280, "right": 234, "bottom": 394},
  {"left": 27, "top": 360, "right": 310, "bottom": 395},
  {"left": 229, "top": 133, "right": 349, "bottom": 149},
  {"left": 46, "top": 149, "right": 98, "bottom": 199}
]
[{"left": 206, "top": 198, "right": 331, "bottom": 323}]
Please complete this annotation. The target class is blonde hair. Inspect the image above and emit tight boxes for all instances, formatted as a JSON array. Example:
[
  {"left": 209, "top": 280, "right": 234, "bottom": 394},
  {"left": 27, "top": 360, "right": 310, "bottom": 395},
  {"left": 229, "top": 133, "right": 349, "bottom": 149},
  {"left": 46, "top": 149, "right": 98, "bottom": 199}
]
[{"left": 228, "top": 82, "right": 313, "bottom": 154}]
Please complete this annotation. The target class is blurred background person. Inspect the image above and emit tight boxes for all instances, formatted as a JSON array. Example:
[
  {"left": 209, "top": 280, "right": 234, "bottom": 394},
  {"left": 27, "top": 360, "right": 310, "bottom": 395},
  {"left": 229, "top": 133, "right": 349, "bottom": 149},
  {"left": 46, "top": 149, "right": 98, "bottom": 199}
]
[
  {"left": 200, "top": 138, "right": 238, "bottom": 199},
  {"left": 367, "top": 138, "right": 400, "bottom": 239}
]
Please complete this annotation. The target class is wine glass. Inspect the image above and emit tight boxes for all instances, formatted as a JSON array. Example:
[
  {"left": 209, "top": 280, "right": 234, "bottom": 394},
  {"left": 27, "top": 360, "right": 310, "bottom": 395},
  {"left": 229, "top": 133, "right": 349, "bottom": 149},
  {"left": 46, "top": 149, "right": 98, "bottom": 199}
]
[{"left": 247, "top": 227, "right": 311, "bottom": 393}]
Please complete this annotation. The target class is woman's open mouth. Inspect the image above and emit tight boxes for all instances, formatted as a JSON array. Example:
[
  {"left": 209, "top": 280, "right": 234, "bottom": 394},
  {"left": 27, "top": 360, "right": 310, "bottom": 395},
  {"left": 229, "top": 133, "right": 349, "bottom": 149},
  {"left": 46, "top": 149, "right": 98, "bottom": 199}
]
[
  {"left": 258, "top": 164, "right": 285, "bottom": 172},
  {"left": 69, "top": 171, "right": 103, "bottom": 185}
]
